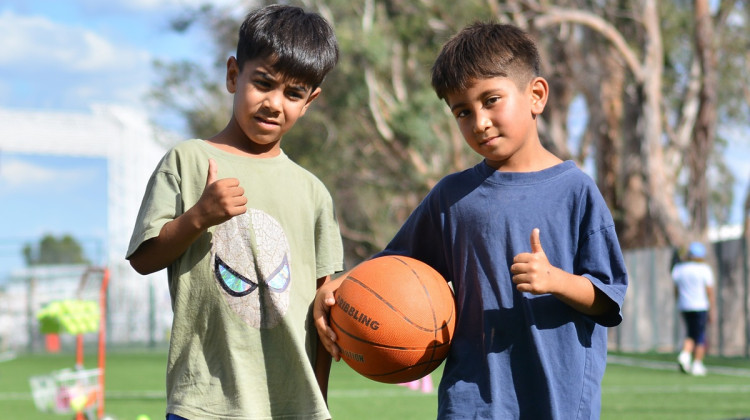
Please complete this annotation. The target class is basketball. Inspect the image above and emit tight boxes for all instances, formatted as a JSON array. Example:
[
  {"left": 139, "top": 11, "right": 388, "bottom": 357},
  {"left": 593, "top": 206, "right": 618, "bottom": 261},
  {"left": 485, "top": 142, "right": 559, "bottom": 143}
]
[{"left": 330, "top": 255, "right": 456, "bottom": 384}]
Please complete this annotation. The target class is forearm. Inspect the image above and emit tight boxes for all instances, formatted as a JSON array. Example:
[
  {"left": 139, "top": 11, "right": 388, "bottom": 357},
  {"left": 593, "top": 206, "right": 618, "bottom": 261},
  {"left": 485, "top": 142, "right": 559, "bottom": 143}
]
[
  {"left": 128, "top": 208, "right": 206, "bottom": 275},
  {"left": 314, "top": 275, "right": 333, "bottom": 401},
  {"left": 550, "top": 268, "right": 614, "bottom": 317},
  {"left": 314, "top": 333, "right": 332, "bottom": 402}
]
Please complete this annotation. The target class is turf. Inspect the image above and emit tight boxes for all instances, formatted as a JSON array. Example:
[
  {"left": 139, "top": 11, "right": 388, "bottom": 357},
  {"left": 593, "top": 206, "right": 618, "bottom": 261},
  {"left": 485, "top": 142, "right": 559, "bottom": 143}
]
[{"left": 1, "top": 349, "right": 749, "bottom": 419}]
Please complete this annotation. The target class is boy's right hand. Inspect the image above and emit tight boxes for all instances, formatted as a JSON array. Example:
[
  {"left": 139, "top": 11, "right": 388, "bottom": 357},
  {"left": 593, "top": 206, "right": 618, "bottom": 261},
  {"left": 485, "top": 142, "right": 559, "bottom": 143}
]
[
  {"left": 195, "top": 159, "right": 247, "bottom": 228},
  {"left": 314, "top": 276, "right": 346, "bottom": 361}
]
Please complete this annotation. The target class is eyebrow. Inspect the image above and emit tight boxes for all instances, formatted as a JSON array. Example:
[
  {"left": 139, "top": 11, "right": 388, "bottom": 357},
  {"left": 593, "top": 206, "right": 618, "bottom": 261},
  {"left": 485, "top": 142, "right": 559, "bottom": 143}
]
[
  {"left": 254, "top": 69, "right": 310, "bottom": 95},
  {"left": 449, "top": 88, "right": 504, "bottom": 112},
  {"left": 449, "top": 101, "right": 467, "bottom": 112}
]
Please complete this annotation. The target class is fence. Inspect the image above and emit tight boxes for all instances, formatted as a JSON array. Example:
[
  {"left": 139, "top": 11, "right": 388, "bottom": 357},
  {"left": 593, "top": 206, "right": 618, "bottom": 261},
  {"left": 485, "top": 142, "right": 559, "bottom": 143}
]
[
  {"left": 2, "top": 238, "right": 748, "bottom": 357},
  {"left": 0, "top": 264, "right": 172, "bottom": 354},
  {"left": 610, "top": 237, "right": 750, "bottom": 357}
]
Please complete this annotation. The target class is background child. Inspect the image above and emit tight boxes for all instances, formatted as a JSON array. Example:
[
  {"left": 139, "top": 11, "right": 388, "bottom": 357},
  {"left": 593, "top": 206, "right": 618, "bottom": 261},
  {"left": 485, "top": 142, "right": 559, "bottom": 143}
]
[
  {"left": 316, "top": 22, "right": 627, "bottom": 419},
  {"left": 673, "top": 241, "right": 715, "bottom": 376},
  {"left": 127, "top": 5, "right": 343, "bottom": 419}
]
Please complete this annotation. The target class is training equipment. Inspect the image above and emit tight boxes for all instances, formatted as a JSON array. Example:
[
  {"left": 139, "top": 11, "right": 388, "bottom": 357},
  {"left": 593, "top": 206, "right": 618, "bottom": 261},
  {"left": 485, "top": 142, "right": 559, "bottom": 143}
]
[
  {"left": 29, "top": 267, "right": 110, "bottom": 420},
  {"left": 37, "top": 300, "right": 101, "bottom": 335},
  {"left": 330, "top": 255, "right": 456, "bottom": 383}
]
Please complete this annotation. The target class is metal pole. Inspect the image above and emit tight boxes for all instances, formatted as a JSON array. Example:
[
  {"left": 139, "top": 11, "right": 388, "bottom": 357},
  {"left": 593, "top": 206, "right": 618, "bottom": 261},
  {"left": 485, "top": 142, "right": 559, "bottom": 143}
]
[
  {"left": 97, "top": 268, "right": 110, "bottom": 420},
  {"left": 743, "top": 236, "right": 749, "bottom": 358},
  {"left": 149, "top": 276, "right": 156, "bottom": 349},
  {"left": 715, "top": 242, "right": 724, "bottom": 356},
  {"left": 649, "top": 250, "right": 658, "bottom": 350}
]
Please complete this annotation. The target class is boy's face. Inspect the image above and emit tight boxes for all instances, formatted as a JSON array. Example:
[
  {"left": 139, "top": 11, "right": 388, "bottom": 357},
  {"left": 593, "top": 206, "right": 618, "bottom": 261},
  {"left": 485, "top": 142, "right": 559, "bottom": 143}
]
[
  {"left": 226, "top": 57, "right": 320, "bottom": 153},
  {"left": 445, "top": 76, "right": 547, "bottom": 170}
]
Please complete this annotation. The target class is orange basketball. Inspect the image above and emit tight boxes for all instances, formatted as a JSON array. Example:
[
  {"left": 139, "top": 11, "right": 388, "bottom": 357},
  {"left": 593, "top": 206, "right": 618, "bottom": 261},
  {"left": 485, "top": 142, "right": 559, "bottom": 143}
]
[{"left": 330, "top": 255, "right": 456, "bottom": 384}]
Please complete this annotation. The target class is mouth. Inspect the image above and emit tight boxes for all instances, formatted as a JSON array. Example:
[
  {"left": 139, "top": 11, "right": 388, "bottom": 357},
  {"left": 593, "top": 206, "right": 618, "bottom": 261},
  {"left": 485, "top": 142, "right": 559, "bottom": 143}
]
[
  {"left": 479, "top": 135, "right": 500, "bottom": 146},
  {"left": 255, "top": 115, "right": 280, "bottom": 127}
]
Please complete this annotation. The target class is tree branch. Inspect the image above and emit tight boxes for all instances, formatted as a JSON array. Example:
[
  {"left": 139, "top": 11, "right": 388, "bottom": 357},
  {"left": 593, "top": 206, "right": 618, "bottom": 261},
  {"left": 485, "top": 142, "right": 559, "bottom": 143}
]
[{"left": 534, "top": 8, "right": 644, "bottom": 83}]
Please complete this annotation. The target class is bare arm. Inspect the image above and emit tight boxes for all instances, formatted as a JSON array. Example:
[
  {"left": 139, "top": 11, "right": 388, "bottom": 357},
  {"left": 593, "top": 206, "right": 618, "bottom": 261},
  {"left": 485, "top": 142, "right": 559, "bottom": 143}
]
[
  {"left": 706, "top": 284, "right": 715, "bottom": 322},
  {"left": 314, "top": 275, "right": 333, "bottom": 402},
  {"left": 510, "top": 228, "right": 616, "bottom": 317},
  {"left": 128, "top": 158, "right": 247, "bottom": 275}
]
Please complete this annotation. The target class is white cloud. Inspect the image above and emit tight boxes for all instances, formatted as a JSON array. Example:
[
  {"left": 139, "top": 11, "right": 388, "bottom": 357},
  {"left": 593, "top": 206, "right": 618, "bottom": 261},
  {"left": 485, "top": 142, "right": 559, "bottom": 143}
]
[
  {"left": 0, "top": 158, "right": 97, "bottom": 190},
  {"left": 124, "top": 0, "right": 246, "bottom": 11},
  {"left": 0, "top": 10, "right": 149, "bottom": 74}
]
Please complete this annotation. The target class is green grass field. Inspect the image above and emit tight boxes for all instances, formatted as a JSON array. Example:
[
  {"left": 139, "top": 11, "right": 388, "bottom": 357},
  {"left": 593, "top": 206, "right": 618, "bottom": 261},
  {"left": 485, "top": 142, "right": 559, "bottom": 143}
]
[{"left": 1, "top": 349, "right": 749, "bottom": 419}]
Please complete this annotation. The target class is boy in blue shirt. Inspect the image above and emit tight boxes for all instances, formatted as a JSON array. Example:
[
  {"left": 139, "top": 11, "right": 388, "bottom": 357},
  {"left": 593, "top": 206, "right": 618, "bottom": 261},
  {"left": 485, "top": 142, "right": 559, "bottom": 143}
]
[
  {"left": 315, "top": 22, "right": 627, "bottom": 419},
  {"left": 127, "top": 5, "right": 343, "bottom": 419}
]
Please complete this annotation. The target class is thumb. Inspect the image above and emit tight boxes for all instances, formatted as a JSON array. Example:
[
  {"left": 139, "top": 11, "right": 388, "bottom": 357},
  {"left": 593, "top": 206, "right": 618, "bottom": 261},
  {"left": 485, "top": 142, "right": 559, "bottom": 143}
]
[
  {"left": 206, "top": 158, "right": 217, "bottom": 186},
  {"left": 530, "top": 228, "right": 544, "bottom": 254}
]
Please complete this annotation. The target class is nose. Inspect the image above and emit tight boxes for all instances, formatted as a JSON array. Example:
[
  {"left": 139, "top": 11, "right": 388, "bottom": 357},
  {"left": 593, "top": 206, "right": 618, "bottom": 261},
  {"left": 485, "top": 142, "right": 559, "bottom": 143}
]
[
  {"left": 262, "top": 90, "right": 283, "bottom": 114},
  {"left": 472, "top": 111, "right": 491, "bottom": 134}
]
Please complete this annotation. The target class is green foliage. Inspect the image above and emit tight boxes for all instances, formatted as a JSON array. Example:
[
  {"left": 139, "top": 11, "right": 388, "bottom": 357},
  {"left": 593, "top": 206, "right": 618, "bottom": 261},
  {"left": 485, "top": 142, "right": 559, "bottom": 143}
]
[
  {"left": 148, "top": 0, "right": 749, "bottom": 253},
  {"left": 22, "top": 234, "right": 89, "bottom": 267}
]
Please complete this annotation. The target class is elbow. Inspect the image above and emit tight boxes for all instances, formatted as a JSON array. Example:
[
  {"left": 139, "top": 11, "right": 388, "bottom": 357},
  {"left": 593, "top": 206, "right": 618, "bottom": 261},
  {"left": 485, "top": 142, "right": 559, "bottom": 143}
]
[{"left": 128, "top": 258, "right": 157, "bottom": 276}]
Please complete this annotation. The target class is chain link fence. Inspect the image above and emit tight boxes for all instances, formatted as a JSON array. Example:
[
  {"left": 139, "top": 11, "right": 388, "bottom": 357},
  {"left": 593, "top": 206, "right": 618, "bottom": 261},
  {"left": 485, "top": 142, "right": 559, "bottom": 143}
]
[
  {"left": 3, "top": 238, "right": 748, "bottom": 358},
  {"left": 610, "top": 237, "right": 750, "bottom": 357}
]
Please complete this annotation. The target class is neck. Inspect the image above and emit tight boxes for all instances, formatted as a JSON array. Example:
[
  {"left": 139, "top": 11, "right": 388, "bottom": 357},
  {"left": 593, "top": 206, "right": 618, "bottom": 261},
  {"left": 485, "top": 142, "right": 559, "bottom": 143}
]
[{"left": 207, "top": 119, "right": 281, "bottom": 158}]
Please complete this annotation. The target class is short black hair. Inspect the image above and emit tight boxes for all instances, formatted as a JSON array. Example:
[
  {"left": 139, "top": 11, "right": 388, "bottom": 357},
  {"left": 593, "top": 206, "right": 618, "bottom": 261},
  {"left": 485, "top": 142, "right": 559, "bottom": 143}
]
[
  {"left": 431, "top": 22, "right": 540, "bottom": 100},
  {"left": 237, "top": 5, "right": 339, "bottom": 88}
]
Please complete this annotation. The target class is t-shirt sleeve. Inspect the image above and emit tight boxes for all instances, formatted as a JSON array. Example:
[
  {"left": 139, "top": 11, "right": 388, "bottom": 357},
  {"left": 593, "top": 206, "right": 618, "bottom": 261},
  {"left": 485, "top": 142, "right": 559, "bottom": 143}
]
[
  {"left": 704, "top": 265, "right": 715, "bottom": 287},
  {"left": 314, "top": 189, "right": 344, "bottom": 278},
  {"left": 125, "top": 157, "right": 182, "bottom": 259},
  {"left": 578, "top": 224, "right": 628, "bottom": 327}
]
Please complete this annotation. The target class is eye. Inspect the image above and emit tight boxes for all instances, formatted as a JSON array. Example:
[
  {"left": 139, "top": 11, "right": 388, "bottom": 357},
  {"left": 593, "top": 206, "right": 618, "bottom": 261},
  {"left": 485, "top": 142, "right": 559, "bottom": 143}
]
[
  {"left": 454, "top": 109, "right": 469, "bottom": 119},
  {"left": 286, "top": 91, "right": 303, "bottom": 100},
  {"left": 254, "top": 79, "right": 272, "bottom": 89},
  {"left": 485, "top": 96, "right": 500, "bottom": 107},
  {"left": 215, "top": 256, "right": 258, "bottom": 297},
  {"left": 266, "top": 255, "right": 291, "bottom": 292}
]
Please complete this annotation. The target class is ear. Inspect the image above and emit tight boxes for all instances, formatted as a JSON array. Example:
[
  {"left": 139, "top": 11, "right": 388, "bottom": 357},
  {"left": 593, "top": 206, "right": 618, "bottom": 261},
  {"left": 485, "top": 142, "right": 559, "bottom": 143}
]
[
  {"left": 529, "top": 76, "right": 549, "bottom": 116},
  {"left": 299, "top": 87, "right": 322, "bottom": 116},
  {"left": 226, "top": 56, "right": 240, "bottom": 94}
]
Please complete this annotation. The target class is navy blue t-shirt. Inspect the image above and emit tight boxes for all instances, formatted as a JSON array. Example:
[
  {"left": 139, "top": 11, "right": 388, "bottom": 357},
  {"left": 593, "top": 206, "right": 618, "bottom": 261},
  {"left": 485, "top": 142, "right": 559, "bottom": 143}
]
[{"left": 378, "top": 160, "right": 628, "bottom": 419}]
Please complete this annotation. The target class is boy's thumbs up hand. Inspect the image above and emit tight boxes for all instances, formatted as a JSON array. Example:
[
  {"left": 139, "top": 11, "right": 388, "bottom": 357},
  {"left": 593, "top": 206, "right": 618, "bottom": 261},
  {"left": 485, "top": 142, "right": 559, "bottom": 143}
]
[
  {"left": 529, "top": 227, "right": 544, "bottom": 255},
  {"left": 194, "top": 159, "right": 247, "bottom": 229},
  {"left": 511, "top": 228, "right": 558, "bottom": 295},
  {"left": 205, "top": 157, "right": 219, "bottom": 186}
]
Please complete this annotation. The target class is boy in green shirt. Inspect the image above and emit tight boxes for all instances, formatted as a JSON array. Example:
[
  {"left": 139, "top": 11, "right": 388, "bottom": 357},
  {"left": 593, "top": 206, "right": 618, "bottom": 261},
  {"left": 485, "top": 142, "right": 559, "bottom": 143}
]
[{"left": 127, "top": 5, "right": 343, "bottom": 419}]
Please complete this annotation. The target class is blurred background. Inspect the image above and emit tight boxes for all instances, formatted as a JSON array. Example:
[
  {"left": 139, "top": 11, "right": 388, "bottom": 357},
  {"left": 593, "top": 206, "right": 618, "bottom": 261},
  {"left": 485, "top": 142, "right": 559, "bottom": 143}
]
[{"left": 1, "top": 0, "right": 749, "bottom": 366}]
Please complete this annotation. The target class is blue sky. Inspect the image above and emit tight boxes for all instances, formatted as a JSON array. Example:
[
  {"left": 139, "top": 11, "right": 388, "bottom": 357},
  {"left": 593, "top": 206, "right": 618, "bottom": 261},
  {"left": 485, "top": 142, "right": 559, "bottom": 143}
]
[
  {"left": 0, "top": 0, "right": 240, "bottom": 280},
  {"left": 0, "top": 1, "right": 748, "bottom": 281}
]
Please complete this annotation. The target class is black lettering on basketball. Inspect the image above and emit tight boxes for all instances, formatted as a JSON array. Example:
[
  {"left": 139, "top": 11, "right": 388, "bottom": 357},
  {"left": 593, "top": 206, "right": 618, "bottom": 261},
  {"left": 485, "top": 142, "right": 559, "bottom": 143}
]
[
  {"left": 337, "top": 295, "right": 380, "bottom": 330},
  {"left": 342, "top": 349, "right": 365, "bottom": 363}
]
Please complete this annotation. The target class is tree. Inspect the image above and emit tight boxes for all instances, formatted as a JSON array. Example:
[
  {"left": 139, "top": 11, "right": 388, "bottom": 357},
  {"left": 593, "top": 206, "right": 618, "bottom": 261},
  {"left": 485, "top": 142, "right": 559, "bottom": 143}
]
[
  {"left": 22, "top": 234, "right": 90, "bottom": 266},
  {"left": 475, "top": 0, "right": 744, "bottom": 247},
  {"left": 151, "top": 0, "right": 749, "bottom": 259}
]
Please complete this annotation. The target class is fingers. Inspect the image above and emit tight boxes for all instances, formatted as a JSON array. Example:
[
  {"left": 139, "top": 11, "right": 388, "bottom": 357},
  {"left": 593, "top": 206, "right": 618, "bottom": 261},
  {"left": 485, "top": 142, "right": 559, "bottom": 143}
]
[
  {"left": 530, "top": 228, "right": 543, "bottom": 254},
  {"left": 207, "top": 159, "right": 246, "bottom": 214},
  {"left": 206, "top": 158, "right": 218, "bottom": 187},
  {"left": 195, "top": 159, "right": 247, "bottom": 227},
  {"left": 512, "top": 228, "right": 550, "bottom": 295},
  {"left": 314, "top": 285, "right": 341, "bottom": 361}
]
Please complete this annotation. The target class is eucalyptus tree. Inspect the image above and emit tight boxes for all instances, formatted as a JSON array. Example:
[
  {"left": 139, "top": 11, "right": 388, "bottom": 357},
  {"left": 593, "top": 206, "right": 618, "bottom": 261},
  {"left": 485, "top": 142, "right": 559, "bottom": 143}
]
[{"left": 151, "top": 0, "right": 748, "bottom": 257}]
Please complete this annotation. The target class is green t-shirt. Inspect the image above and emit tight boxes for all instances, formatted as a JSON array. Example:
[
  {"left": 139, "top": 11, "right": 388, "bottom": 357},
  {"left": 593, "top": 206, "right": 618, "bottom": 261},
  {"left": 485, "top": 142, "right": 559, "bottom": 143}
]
[{"left": 127, "top": 140, "right": 344, "bottom": 419}]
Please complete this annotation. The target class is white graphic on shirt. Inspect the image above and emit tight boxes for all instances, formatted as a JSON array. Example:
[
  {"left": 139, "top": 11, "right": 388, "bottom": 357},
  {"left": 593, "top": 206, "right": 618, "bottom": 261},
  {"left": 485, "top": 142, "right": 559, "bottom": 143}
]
[{"left": 211, "top": 210, "right": 291, "bottom": 329}]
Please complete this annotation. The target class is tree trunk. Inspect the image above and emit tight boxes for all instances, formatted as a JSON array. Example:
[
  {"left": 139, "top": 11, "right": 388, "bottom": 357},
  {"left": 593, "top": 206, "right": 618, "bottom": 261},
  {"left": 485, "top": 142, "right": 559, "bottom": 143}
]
[{"left": 686, "top": 0, "right": 718, "bottom": 237}]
